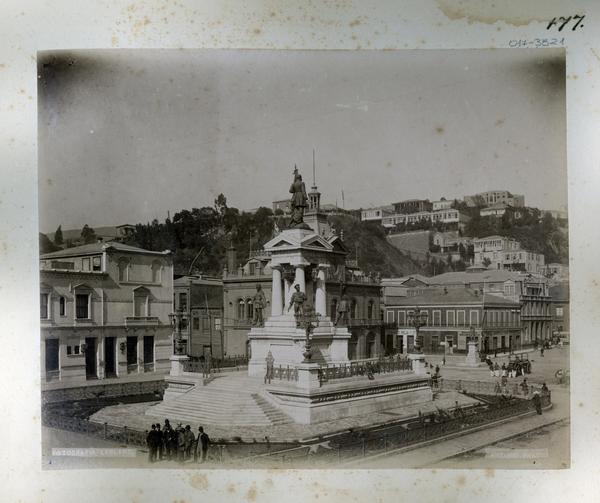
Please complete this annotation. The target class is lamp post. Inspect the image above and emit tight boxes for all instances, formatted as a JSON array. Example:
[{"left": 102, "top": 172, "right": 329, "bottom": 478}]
[
  {"left": 408, "top": 307, "right": 428, "bottom": 354},
  {"left": 168, "top": 308, "right": 187, "bottom": 356}
]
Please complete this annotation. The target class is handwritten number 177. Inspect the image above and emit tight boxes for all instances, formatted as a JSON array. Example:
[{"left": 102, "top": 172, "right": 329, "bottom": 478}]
[{"left": 547, "top": 15, "right": 585, "bottom": 31}]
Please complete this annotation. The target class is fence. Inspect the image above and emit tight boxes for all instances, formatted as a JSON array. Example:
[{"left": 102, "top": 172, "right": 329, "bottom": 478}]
[
  {"left": 264, "top": 365, "right": 299, "bottom": 384},
  {"left": 239, "top": 395, "right": 550, "bottom": 467},
  {"left": 184, "top": 355, "right": 249, "bottom": 375},
  {"left": 317, "top": 357, "right": 412, "bottom": 385},
  {"left": 437, "top": 378, "right": 551, "bottom": 401}
]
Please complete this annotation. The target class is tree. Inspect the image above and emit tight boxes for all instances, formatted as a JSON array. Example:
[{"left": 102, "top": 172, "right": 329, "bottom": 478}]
[
  {"left": 81, "top": 224, "right": 97, "bottom": 244},
  {"left": 482, "top": 257, "right": 492, "bottom": 268},
  {"left": 40, "top": 233, "right": 60, "bottom": 254},
  {"left": 54, "top": 225, "right": 63, "bottom": 246}
]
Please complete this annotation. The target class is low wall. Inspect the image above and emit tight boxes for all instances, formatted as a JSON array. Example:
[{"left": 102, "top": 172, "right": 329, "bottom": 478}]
[{"left": 42, "top": 379, "right": 167, "bottom": 404}]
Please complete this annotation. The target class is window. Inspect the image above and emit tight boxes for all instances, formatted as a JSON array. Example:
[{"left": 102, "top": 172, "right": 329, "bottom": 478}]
[
  {"left": 556, "top": 307, "right": 564, "bottom": 317},
  {"left": 193, "top": 317, "right": 200, "bottom": 330},
  {"left": 40, "top": 293, "right": 49, "bottom": 319},
  {"left": 151, "top": 261, "right": 161, "bottom": 283},
  {"left": 351, "top": 299, "right": 358, "bottom": 319},
  {"left": 237, "top": 299, "right": 245, "bottom": 319},
  {"left": 66, "top": 345, "right": 80, "bottom": 356},
  {"left": 367, "top": 300, "right": 374, "bottom": 319},
  {"left": 76, "top": 294, "right": 89, "bottom": 319},
  {"left": 397, "top": 310, "right": 406, "bottom": 326},
  {"left": 469, "top": 310, "right": 479, "bottom": 326},
  {"left": 447, "top": 310, "right": 455, "bottom": 326},
  {"left": 118, "top": 259, "right": 128, "bottom": 282},
  {"left": 214, "top": 318, "right": 222, "bottom": 331},
  {"left": 432, "top": 310, "right": 441, "bottom": 326},
  {"left": 202, "top": 317, "right": 210, "bottom": 330},
  {"left": 246, "top": 300, "right": 253, "bottom": 320},
  {"left": 134, "top": 291, "right": 148, "bottom": 317},
  {"left": 92, "top": 256, "right": 101, "bottom": 271},
  {"left": 82, "top": 257, "right": 91, "bottom": 271},
  {"left": 178, "top": 293, "right": 188, "bottom": 311},
  {"left": 386, "top": 310, "right": 395, "bottom": 324},
  {"left": 59, "top": 296, "right": 66, "bottom": 316},
  {"left": 330, "top": 298, "right": 338, "bottom": 318}
]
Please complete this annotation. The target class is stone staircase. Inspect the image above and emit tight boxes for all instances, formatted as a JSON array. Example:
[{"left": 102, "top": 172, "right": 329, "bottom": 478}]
[{"left": 145, "top": 374, "right": 292, "bottom": 426}]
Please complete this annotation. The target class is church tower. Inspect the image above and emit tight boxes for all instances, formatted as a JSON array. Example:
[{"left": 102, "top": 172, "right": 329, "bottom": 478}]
[{"left": 304, "top": 150, "right": 332, "bottom": 238}]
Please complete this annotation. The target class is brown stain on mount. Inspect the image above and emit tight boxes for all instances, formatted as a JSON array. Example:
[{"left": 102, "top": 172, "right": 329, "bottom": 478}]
[
  {"left": 189, "top": 474, "right": 209, "bottom": 490},
  {"left": 436, "top": 0, "right": 549, "bottom": 26}
]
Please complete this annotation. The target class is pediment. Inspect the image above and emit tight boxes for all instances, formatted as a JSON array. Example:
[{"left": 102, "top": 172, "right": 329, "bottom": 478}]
[
  {"left": 271, "top": 239, "right": 295, "bottom": 248},
  {"left": 301, "top": 234, "right": 333, "bottom": 250}
]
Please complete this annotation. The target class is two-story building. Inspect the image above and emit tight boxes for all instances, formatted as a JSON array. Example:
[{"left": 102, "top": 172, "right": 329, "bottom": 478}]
[
  {"left": 473, "top": 235, "right": 545, "bottom": 273},
  {"left": 173, "top": 275, "right": 224, "bottom": 359},
  {"left": 40, "top": 242, "right": 173, "bottom": 387}
]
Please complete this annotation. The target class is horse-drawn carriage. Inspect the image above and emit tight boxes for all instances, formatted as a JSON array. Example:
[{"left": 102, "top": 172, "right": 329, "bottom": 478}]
[{"left": 508, "top": 354, "right": 532, "bottom": 375}]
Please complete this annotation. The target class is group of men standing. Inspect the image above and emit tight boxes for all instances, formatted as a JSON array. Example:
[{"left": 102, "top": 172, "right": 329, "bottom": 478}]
[{"left": 146, "top": 419, "right": 210, "bottom": 464}]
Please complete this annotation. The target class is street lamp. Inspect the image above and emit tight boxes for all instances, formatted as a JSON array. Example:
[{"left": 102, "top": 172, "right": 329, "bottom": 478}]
[
  {"left": 297, "top": 306, "right": 320, "bottom": 363},
  {"left": 168, "top": 308, "right": 187, "bottom": 356},
  {"left": 408, "top": 307, "right": 428, "bottom": 354}
]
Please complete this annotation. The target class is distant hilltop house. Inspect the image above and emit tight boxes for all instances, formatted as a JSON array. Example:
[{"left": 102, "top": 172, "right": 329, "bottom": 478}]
[
  {"left": 464, "top": 190, "right": 525, "bottom": 208},
  {"left": 46, "top": 224, "right": 136, "bottom": 247},
  {"left": 473, "top": 235, "right": 545, "bottom": 273},
  {"left": 360, "top": 205, "right": 394, "bottom": 223}
]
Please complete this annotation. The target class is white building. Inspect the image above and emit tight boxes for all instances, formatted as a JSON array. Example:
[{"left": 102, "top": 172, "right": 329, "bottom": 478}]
[
  {"left": 432, "top": 198, "right": 454, "bottom": 211},
  {"left": 382, "top": 209, "right": 469, "bottom": 228},
  {"left": 40, "top": 242, "right": 174, "bottom": 388},
  {"left": 360, "top": 205, "right": 394, "bottom": 222},
  {"left": 473, "top": 236, "right": 545, "bottom": 273},
  {"left": 465, "top": 190, "right": 525, "bottom": 208}
]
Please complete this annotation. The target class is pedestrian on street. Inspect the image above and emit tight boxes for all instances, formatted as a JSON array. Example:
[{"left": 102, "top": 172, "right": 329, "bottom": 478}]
[
  {"left": 155, "top": 423, "right": 164, "bottom": 460},
  {"left": 501, "top": 363, "right": 507, "bottom": 377},
  {"left": 520, "top": 378, "right": 529, "bottom": 397},
  {"left": 196, "top": 426, "right": 210, "bottom": 463},
  {"left": 184, "top": 425, "right": 195, "bottom": 461},
  {"left": 493, "top": 362, "right": 500, "bottom": 377},
  {"left": 532, "top": 391, "right": 542, "bottom": 414},
  {"left": 540, "top": 346, "right": 545, "bottom": 357},
  {"left": 176, "top": 424, "right": 186, "bottom": 463},
  {"left": 146, "top": 424, "right": 158, "bottom": 463}
]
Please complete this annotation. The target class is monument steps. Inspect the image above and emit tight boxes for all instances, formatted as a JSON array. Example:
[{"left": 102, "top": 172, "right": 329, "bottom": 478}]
[{"left": 147, "top": 374, "right": 290, "bottom": 426}]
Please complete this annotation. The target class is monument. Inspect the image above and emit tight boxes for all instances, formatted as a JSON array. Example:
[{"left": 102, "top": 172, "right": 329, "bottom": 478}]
[{"left": 246, "top": 166, "right": 433, "bottom": 424}]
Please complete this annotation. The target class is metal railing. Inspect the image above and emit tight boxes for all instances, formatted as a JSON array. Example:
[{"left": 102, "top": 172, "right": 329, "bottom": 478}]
[
  {"left": 264, "top": 365, "right": 299, "bottom": 384},
  {"left": 437, "top": 378, "right": 550, "bottom": 401},
  {"left": 317, "top": 357, "right": 412, "bottom": 385}
]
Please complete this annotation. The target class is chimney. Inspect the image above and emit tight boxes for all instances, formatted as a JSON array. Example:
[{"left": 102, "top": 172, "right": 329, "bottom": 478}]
[{"left": 226, "top": 245, "right": 237, "bottom": 272}]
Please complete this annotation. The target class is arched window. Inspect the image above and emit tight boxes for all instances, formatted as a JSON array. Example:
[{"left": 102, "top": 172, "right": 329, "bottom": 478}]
[
  {"left": 246, "top": 299, "right": 254, "bottom": 320},
  {"left": 367, "top": 300, "right": 374, "bottom": 319},
  {"left": 151, "top": 260, "right": 162, "bottom": 283},
  {"left": 237, "top": 299, "right": 245, "bottom": 319},
  {"left": 330, "top": 298, "right": 338, "bottom": 318}
]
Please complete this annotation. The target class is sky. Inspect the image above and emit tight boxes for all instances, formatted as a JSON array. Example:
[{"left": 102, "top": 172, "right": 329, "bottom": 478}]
[{"left": 38, "top": 48, "right": 566, "bottom": 233}]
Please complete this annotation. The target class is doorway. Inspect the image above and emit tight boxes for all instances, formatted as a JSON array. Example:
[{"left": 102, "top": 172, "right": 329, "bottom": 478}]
[
  {"left": 45, "top": 339, "right": 59, "bottom": 381},
  {"left": 126, "top": 336, "right": 138, "bottom": 373},
  {"left": 104, "top": 337, "right": 116, "bottom": 377},
  {"left": 143, "top": 336, "right": 154, "bottom": 372},
  {"left": 85, "top": 337, "right": 97, "bottom": 379}
]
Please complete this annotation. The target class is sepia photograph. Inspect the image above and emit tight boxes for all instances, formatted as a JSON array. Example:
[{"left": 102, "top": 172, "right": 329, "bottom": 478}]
[{"left": 37, "top": 47, "right": 569, "bottom": 472}]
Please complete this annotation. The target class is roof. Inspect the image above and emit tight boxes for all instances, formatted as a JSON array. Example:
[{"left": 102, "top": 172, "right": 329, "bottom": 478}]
[
  {"left": 381, "top": 275, "right": 431, "bottom": 286},
  {"left": 387, "top": 288, "right": 520, "bottom": 307},
  {"left": 429, "top": 269, "right": 521, "bottom": 285},
  {"left": 174, "top": 275, "right": 223, "bottom": 286},
  {"left": 40, "top": 242, "right": 170, "bottom": 259}
]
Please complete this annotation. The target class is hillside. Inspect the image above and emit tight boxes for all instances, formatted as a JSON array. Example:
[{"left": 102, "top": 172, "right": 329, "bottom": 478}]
[
  {"left": 386, "top": 231, "right": 430, "bottom": 261},
  {"left": 327, "top": 215, "right": 425, "bottom": 277}
]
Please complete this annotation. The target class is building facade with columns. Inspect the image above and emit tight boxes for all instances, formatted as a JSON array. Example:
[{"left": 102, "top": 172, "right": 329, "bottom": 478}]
[
  {"left": 39, "top": 242, "right": 173, "bottom": 388},
  {"left": 222, "top": 246, "right": 385, "bottom": 360}
]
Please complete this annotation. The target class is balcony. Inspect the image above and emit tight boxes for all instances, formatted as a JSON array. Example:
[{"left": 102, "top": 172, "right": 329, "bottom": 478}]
[{"left": 124, "top": 316, "right": 160, "bottom": 327}]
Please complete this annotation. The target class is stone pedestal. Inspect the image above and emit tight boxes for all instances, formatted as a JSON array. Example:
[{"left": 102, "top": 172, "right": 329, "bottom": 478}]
[
  {"left": 296, "top": 363, "right": 321, "bottom": 391},
  {"left": 409, "top": 352, "right": 427, "bottom": 375},
  {"left": 169, "top": 354, "right": 190, "bottom": 377},
  {"left": 248, "top": 315, "right": 351, "bottom": 376},
  {"left": 464, "top": 341, "right": 482, "bottom": 367}
]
